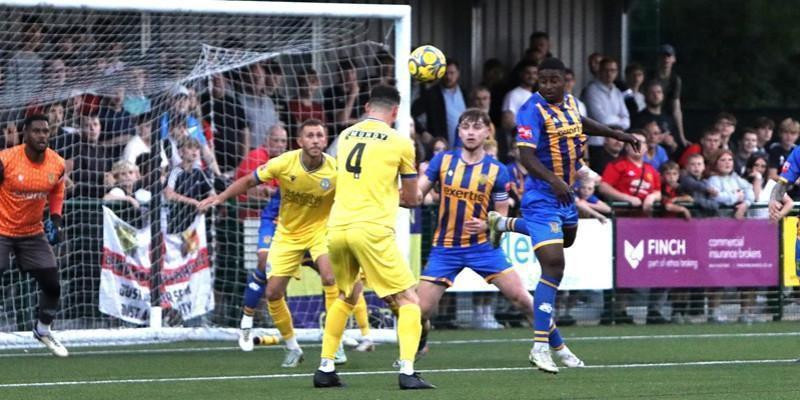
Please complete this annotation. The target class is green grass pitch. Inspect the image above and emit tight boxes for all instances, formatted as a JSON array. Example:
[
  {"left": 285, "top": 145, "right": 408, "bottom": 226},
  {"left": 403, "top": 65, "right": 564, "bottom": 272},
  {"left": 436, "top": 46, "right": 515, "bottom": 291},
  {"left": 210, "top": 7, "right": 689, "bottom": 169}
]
[{"left": 1, "top": 322, "right": 799, "bottom": 399}]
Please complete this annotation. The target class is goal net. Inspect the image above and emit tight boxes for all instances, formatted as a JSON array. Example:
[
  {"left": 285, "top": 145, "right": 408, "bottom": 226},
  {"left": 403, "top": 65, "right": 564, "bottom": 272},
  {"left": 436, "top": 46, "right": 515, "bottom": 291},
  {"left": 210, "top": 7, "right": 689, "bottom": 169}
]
[{"left": 0, "top": 0, "right": 411, "bottom": 348}]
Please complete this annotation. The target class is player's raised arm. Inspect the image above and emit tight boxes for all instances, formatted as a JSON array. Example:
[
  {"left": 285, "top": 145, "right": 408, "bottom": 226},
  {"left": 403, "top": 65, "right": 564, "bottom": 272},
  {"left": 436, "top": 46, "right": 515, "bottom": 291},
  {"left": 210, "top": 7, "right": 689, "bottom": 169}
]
[{"left": 197, "top": 168, "right": 260, "bottom": 211}]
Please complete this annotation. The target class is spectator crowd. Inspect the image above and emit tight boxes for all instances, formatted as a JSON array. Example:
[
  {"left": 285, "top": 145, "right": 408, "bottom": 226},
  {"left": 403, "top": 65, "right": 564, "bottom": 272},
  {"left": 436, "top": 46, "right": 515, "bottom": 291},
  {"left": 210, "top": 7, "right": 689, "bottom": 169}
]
[{"left": 0, "top": 17, "right": 796, "bottom": 328}]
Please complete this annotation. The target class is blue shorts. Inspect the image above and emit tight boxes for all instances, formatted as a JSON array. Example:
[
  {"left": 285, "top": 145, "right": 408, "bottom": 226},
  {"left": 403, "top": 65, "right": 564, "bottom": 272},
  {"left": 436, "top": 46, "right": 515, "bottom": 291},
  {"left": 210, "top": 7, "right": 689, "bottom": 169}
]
[
  {"left": 521, "top": 198, "right": 578, "bottom": 251},
  {"left": 420, "top": 242, "right": 513, "bottom": 287},
  {"left": 257, "top": 217, "right": 277, "bottom": 252}
]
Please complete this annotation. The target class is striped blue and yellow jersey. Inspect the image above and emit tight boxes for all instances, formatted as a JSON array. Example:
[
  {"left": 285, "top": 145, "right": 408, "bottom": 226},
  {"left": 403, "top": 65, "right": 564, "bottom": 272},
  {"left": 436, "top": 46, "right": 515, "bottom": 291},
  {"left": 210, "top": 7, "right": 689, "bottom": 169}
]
[
  {"left": 425, "top": 149, "right": 510, "bottom": 248},
  {"left": 515, "top": 92, "right": 586, "bottom": 198}
]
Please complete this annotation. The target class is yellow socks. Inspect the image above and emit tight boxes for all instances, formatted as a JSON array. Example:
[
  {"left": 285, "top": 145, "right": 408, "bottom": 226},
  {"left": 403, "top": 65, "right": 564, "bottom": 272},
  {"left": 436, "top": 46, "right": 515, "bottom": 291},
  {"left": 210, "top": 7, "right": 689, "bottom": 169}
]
[
  {"left": 267, "top": 298, "right": 296, "bottom": 347},
  {"left": 323, "top": 284, "right": 339, "bottom": 312},
  {"left": 397, "top": 303, "right": 422, "bottom": 362},
  {"left": 321, "top": 299, "right": 355, "bottom": 360},
  {"left": 353, "top": 293, "right": 371, "bottom": 338}
]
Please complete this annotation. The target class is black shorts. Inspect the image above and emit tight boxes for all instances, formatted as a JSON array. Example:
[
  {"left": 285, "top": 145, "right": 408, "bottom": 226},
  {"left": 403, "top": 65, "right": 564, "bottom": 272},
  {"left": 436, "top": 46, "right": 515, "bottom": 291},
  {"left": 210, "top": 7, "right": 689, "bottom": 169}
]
[{"left": 0, "top": 234, "right": 57, "bottom": 272}]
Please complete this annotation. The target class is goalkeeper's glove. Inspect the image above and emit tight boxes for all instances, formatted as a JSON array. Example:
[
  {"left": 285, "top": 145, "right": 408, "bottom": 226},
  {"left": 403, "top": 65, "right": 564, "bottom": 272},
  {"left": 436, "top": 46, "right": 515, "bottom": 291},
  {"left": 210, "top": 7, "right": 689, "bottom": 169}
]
[{"left": 44, "top": 214, "right": 63, "bottom": 245}]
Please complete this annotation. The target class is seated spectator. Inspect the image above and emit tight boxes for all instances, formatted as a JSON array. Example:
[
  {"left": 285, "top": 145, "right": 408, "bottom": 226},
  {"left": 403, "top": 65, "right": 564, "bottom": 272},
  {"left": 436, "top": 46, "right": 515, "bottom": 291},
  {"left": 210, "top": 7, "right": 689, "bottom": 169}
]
[
  {"left": 201, "top": 73, "right": 248, "bottom": 173},
  {"left": 678, "top": 128, "right": 722, "bottom": 168},
  {"left": 288, "top": 67, "right": 326, "bottom": 138},
  {"left": 641, "top": 121, "right": 669, "bottom": 170},
  {"left": 164, "top": 137, "right": 216, "bottom": 234},
  {"left": 590, "top": 136, "right": 624, "bottom": 176},
  {"left": 744, "top": 153, "right": 770, "bottom": 213},
  {"left": 678, "top": 153, "right": 719, "bottom": 216},
  {"left": 564, "top": 68, "right": 587, "bottom": 117},
  {"left": 623, "top": 62, "right": 646, "bottom": 117},
  {"left": 324, "top": 60, "right": 362, "bottom": 138},
  {"left": 413, "top": 60, "right": 467, "bottom": 148},
  {"left": 659, "top": 161, "right": 692, "bottom": 220},
  {"left": 582, "top": 57, "right": 630, "bottom": 161},
  {"left": 46, "top": 102, "right": 78, "bottom": 157},
  {"left": 633, "top": 80, "right": 679, "bottom": 155},
  {"left": 575, "top": 177, "right": 610, "bottom": 223},
  {"left": 500, "top": 60, "right": 538, "bottom": 133},
  {"left": 98, "top": 86, "right": 135, "bottom": 159},
  {"left": 598, "top": 132, "right": 661, "bottom": 213},
  {"left": 706, "top": 150, "right": 754, "bottom": 220},
  {"left": 767, "top": 118, "right": 800, "bottom": 181},
  {"left": 753, "top": 116, "right": 775, "bottom": 153},
  {"left": 123, "top": 67, "right": 151, "bottom": 116},
  {"left": 733, "top": 127, "right": 759, "bottom": 176},
  {"left": 713, "top": 112, "right": 737, "bottom": 150},
  {"left": 122, "top": 113, "right": 153, "bottom": 164},
  {"left": 586, "top": 52, "right": 603, "bottom": 81}
]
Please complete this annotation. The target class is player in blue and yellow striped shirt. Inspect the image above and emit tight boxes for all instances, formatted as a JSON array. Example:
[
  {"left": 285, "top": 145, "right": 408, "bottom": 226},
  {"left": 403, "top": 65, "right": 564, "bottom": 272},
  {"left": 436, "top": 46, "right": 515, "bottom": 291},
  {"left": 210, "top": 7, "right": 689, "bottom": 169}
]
[
  {"left": 490, "top": 58, "right": 638, "bottom": 373},
  {"left": 416, "top": 109, "right": 583, "bottom": 367}
]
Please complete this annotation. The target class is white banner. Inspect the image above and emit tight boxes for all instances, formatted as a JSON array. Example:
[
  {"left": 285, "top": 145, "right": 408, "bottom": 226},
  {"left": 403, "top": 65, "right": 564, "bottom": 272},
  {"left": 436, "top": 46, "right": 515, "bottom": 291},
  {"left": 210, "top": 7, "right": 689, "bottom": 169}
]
[
  {"left": 448, "top": 219, "right": 613, "bottom": 292},
  {"left": 99, "top": 207, "right": 152, "bottom": 325},
  {"left": 160, "top": 214, "right": 214, "bottom": 320}
]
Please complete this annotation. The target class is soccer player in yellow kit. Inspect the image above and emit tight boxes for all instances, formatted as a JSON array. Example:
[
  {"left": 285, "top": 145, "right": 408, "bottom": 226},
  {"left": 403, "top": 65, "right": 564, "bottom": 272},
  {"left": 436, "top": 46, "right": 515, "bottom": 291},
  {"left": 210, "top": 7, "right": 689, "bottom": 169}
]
[
  {"left": 200, "top": 119, "right": 344, "bottom": 368},
  {"left": 313, "top": 85, "right": 435, "bottom": 390}
]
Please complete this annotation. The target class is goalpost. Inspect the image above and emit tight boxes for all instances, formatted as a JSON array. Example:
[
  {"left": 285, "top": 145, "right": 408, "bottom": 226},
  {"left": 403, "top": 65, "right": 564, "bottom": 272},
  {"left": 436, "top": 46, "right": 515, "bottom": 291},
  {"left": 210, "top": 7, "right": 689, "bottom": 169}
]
[{"left": 0, "top": 0, "right": 411, "bottom": 348}]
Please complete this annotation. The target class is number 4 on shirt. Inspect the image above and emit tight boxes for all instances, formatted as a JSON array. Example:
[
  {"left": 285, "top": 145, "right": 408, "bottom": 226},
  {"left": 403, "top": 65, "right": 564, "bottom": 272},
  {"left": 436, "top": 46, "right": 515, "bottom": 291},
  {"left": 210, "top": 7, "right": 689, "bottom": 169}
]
[{"left": 346, "top": 143, "right": 366, "bottom": 179}]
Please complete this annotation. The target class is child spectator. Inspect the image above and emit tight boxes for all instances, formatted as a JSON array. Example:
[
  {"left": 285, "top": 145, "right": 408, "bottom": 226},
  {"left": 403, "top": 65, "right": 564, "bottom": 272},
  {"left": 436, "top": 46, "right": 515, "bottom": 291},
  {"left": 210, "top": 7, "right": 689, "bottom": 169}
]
[
  {"left": 706, "top": 150, "right": 754, "bottom": 220},
  {"left": 767, "top": 118, "right": 800, "bottom": 181},
  {"left": 574, "top": 178, "right": 610, "bottom": 223},
  {"left": 753, "top": 116, "right": 775, "bottom": 153},
  {"left": 678, "top": 153, "right": 719, "bottom": 216},
  {"left": 104, "top": 160, "right": 151, "bottom": 227},
  {"left": 659, "top": 161, "right": 692, "bottom": 220},
  {"left": 164, "top": 137, "right": 216, "bottom": 234}
]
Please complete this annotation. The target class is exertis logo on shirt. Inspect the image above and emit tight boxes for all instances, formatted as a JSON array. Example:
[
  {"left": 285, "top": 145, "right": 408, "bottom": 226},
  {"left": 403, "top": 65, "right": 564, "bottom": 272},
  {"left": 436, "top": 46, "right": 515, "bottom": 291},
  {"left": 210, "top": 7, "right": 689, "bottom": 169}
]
[
  {"left": 517, "top": 125, "right": 532, "bottom": 140},
  {"left": 282, "top": 188, "right": 323, "bottom": 208},
  {"left": 442, "top": 185, "right": 486, "bottom": 203}
]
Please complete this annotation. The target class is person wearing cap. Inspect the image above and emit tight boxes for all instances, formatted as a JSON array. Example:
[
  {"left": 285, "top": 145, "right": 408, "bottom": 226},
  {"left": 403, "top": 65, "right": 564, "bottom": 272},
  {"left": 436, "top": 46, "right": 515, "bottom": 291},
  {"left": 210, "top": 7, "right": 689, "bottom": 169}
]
[
  {"left": 652, "top": 44, "right": 688, "bottom": 147},
  {"left": 159, "top": 84, "right": 205, "bottom": 145}
]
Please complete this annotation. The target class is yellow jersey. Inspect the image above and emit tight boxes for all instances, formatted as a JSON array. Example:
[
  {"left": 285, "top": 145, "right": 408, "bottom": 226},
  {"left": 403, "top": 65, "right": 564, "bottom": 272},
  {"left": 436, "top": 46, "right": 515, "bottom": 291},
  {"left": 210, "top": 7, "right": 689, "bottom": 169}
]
[
  {"left": 329, "top": 117, "right": 417, "bottom": 230},
  {"left": 254, "top": 149, "right": 336, "bottom": 240}
]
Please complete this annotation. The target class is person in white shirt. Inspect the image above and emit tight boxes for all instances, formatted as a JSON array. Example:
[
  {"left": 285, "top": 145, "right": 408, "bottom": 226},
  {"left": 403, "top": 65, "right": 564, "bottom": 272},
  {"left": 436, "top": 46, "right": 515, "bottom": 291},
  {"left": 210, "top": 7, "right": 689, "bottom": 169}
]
[
  {"left": 501, "top": 60, "right": 538, "bottom": 131},
  {"left": 122, "top": 114, "right": 153, "bottom": 164},
  {"left": 582, "top": 57, "right": 630, "bottom": 162}
]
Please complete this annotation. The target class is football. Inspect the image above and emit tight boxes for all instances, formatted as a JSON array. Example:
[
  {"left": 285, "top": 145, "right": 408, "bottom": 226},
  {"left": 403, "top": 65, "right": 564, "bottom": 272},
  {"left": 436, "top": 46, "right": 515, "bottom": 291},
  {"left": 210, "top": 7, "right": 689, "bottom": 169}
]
[{"left": 408, "top": 45, "right": 447, "bottom": 82}]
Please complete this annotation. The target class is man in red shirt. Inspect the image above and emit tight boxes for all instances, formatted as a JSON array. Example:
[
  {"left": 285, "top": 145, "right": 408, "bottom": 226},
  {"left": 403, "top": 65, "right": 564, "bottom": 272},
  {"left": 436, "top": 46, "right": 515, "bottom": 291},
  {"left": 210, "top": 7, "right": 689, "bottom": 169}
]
[
  {"left": 235, "top": 124, "right": 288, "bottom": 218},
  {"left": 678, "top": 129, "right": 722, "bottom": 168},
  {"left": 599, "top": 132, "right": 662, "bottom": 213},
  {"left": 0, "top": 114, "right": 68, "bottom": 357}
]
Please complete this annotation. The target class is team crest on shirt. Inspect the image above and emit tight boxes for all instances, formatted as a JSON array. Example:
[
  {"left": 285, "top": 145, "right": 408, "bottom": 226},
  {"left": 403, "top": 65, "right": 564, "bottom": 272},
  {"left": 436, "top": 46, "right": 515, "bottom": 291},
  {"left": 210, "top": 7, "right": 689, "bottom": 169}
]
[
  {"left": 782, "top": 162, "right": 791, "bottom": 174},
  {"left": 478, "top": 174, "right": 489, "bottom": 185},
  {"left": 517, "top": 125, "right": 533, "bottom": 140},
  {"left": 549, "top": 222, "right": 561, "bottom": 233},
  {"left": 263, "top": 235, "right": 272, "bottom": 245},
  {"left": 47, "top": 173, "right": 56, "bottom": 184},
  {"left": 290, "top": 175, "right": 296, "bottom": 182},
  {"left": 17, "top": 174, "right": 23, "bottom": 182},
  {"left": 320, "top": 178, "right": 331, "bottom": 190}
]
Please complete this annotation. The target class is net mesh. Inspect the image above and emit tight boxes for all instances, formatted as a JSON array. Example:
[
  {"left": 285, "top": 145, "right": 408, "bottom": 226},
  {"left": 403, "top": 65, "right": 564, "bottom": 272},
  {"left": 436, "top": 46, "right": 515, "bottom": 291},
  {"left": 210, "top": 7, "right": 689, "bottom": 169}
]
[{"left": 0, "top": 3, "right": 399, "bottom": 342}]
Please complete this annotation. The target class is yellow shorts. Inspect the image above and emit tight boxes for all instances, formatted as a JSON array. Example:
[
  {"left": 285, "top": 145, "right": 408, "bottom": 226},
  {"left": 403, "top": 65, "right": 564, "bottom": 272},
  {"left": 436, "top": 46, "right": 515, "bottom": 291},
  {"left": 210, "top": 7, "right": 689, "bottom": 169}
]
[
  {"left": 327, "top": 225, "right": 416, "bottom": 298},
  {"left": 267, "top": 229, "right": 327, "bottom": 279}
]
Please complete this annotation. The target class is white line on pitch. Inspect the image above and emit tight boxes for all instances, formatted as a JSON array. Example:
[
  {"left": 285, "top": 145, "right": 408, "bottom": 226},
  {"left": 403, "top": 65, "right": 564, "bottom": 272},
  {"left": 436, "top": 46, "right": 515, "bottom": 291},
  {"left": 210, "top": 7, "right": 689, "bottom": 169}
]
[
  {"left": 0, "top": 358, "right": 796, "bottom": 389},
  {"left": 2, "top": 331, "right": 800, "bottom": 358}
]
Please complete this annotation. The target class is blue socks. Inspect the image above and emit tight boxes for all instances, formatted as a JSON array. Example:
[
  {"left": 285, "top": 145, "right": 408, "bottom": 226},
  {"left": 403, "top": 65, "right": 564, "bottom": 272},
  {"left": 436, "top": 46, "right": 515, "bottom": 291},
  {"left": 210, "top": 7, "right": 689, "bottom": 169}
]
[
  {"left": 533, "top": 274, "right": 561, "bottom": 346},
  {"left": 242, "top": 268, "right": 267, "bottom": 314}
]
